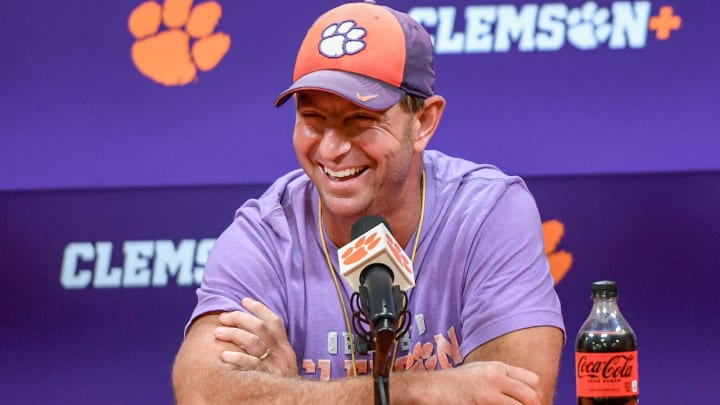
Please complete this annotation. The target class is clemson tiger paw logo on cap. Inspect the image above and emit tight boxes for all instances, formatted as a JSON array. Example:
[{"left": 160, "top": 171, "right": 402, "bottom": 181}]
[
  {"left": 128, "top": 0, "right": 231, "bottom": 86},
  {"left": 319, "top": 21, "right": 367, "bottom": 58}
]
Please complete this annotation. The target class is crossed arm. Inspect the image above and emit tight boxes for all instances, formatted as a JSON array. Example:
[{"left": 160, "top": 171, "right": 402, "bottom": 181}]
[{"left": 172, "top": 297, "right": 563, "bottom": 404}]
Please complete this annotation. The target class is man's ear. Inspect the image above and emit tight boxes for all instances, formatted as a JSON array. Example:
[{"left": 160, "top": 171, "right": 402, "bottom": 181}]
[{"left": 412, "top": 95, "right": 446, "bottom": 153}]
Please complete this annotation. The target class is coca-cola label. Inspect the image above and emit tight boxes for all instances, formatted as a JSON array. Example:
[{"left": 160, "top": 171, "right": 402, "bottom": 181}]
[{"left": 575, "top": 351, "right": 639, "bottom": 397}]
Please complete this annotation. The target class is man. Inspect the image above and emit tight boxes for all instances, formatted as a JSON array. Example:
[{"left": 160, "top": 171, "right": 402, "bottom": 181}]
[{"left": 173, "top": 2, "right": 564, "bottom": 404}]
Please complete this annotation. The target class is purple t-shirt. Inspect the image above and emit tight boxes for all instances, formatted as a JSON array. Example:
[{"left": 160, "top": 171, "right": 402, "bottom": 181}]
[{"left": 189, "top": 150, "right": 564, "bottom": 379}]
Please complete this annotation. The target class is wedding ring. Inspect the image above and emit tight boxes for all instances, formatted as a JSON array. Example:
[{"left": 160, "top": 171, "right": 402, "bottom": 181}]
[{"left": 258, "top": 348, "right": 271, "bottom": 361}]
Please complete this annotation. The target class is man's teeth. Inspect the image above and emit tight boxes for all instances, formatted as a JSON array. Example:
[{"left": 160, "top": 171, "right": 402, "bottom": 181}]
[{"left": 324, "top": 166, "right": 363, "bottom": 179}]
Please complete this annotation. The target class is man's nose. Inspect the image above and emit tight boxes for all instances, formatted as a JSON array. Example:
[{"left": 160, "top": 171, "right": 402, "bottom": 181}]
[{"left": 318, "top": 128, "right": 351, "bottom": 161}]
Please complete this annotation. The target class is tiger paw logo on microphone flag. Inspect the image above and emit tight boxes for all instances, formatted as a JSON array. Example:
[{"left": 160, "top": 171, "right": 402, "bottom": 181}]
[
  {"left": 128, "top": 0, "right": 231, "bottom": 86},
  {"left": 339, "top": 223, "right": 415, "bottom": 292}
]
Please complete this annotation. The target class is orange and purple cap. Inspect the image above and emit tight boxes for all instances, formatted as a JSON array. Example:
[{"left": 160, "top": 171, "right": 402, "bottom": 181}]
[{"left": 274, "top": 1, "right": 435, "bottom": 111}]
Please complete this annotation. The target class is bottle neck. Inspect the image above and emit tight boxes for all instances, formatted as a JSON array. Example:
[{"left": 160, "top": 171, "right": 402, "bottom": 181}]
[
  {"left": 586, "top": 296, "right": 635, "bottom": 335},
  {"left": 592, "top": 296, "right": 619, "bottom": 313}
]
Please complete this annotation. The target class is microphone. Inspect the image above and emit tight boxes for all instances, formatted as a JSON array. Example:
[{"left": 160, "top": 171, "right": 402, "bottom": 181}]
[
  {"left": 339, "top": 216, "right": 415, "bottom": 293},
  {"left": 338, "top": 215, "right": 415, "bottom": 349}
]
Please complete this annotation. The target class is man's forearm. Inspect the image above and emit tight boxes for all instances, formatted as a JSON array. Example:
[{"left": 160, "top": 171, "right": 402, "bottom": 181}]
[
  {"left": 173, "top": 312, "right": 378, "bottom": 404},
  {"left": 173, "top": 365, "right": 377, "bottom": 404},
  {"left": 173, "top": 352, "right": 546, "bottom": 404},
  {"left": 173, "top": 313, "right": 553, "bottom": 404},
  {"left": 173, "top": 340, "right": 425, "bottom": 405}
]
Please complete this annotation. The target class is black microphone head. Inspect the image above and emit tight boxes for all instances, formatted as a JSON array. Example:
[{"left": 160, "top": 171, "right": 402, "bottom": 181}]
[{"left": 351, "top": 215, "right": 393, "bottom": 239}]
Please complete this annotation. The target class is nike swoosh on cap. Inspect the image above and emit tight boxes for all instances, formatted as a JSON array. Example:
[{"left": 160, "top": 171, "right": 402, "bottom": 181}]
[{"left": 356, "top": 92, "right": 379, "bottom": 102}]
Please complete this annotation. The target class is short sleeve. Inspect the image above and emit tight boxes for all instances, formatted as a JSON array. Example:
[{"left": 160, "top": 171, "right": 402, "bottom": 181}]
[
  {"left": 185, "top": 200, "right": 290, "bottom": 334},
  {"left": 459, "top": 182, "right": 565, "bottom": 356}
]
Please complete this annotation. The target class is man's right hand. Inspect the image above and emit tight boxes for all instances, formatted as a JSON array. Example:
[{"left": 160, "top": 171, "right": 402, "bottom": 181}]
[{"left": 438, "top": 361, "right": 542, "bottom": 405}]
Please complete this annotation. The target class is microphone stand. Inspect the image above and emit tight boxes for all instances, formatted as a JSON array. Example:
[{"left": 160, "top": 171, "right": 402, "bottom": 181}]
[
  {"left": 351, "top": 286, "right": 411, "bottom": 405},
  {"left": 372, "top": 329, "right": 394, "bottom": 405}
]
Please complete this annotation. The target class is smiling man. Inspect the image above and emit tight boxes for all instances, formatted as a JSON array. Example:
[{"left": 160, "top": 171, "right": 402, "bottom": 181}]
[{"left": 172, "top": 2, "right": 564, "bottom": 404}]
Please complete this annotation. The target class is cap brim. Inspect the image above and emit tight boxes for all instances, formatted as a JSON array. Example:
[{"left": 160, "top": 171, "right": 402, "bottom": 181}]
[{"left": 274, "top": 70, "right": 405, "bottom": 111}]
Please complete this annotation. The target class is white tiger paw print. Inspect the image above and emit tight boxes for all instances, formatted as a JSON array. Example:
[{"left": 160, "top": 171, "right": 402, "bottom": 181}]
[
  {"left": 319, "top": 21, "right": 367, "bottom": 58},
  {"left": 567, "top": 1, "right": 612, "bottom": 50}
]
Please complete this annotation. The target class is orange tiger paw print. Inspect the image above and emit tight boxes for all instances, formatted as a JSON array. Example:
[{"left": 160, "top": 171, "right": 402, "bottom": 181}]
[
  {"left": 128, "top": 0, "right": 231, "bottom": 86},
  {"left": 542, "top": 219, "right": 573, "bottom": 284},
  {"left": 385, "top": 234, "right": 411, "bottom": 271},
  {"left": 341, "top": 231, "right": 381, "bottom": 265},
  {"left": 405, "top": 342, "right": 437, "bottom": 371}
]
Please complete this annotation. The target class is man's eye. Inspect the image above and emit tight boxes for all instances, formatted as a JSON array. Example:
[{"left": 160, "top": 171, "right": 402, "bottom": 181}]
[
  {"left": 301, "top": 113, "right": 327, "bottom": 124},
  {"left": 351, "top": 115, "right": 375, "bottom": 123}
]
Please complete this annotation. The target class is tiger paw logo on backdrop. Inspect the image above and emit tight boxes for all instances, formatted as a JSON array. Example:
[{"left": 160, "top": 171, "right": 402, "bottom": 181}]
[
  {"left": 128, "top": 0, "right": 231, "bottom": 86},
  {"left": 542, "top": 219, "right": 573, "bottom": 284}
]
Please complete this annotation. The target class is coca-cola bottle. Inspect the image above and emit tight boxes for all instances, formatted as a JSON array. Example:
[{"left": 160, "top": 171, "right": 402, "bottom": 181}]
[{"left": 576, "top": 280, "right": 639, "bottom": 404}]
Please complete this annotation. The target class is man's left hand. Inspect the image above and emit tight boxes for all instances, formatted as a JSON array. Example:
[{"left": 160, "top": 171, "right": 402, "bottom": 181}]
[{"left": 214, "top": 297, "right": 298, "bottom": 377}]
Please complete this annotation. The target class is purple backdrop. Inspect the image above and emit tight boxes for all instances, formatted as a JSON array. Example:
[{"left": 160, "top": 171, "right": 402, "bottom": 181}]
[
  {"left": 1, "top": 0, "right": 718, "bottom": 190},
  {"left": 2, "top": 172, "right": 718, "bottom": 403}
]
